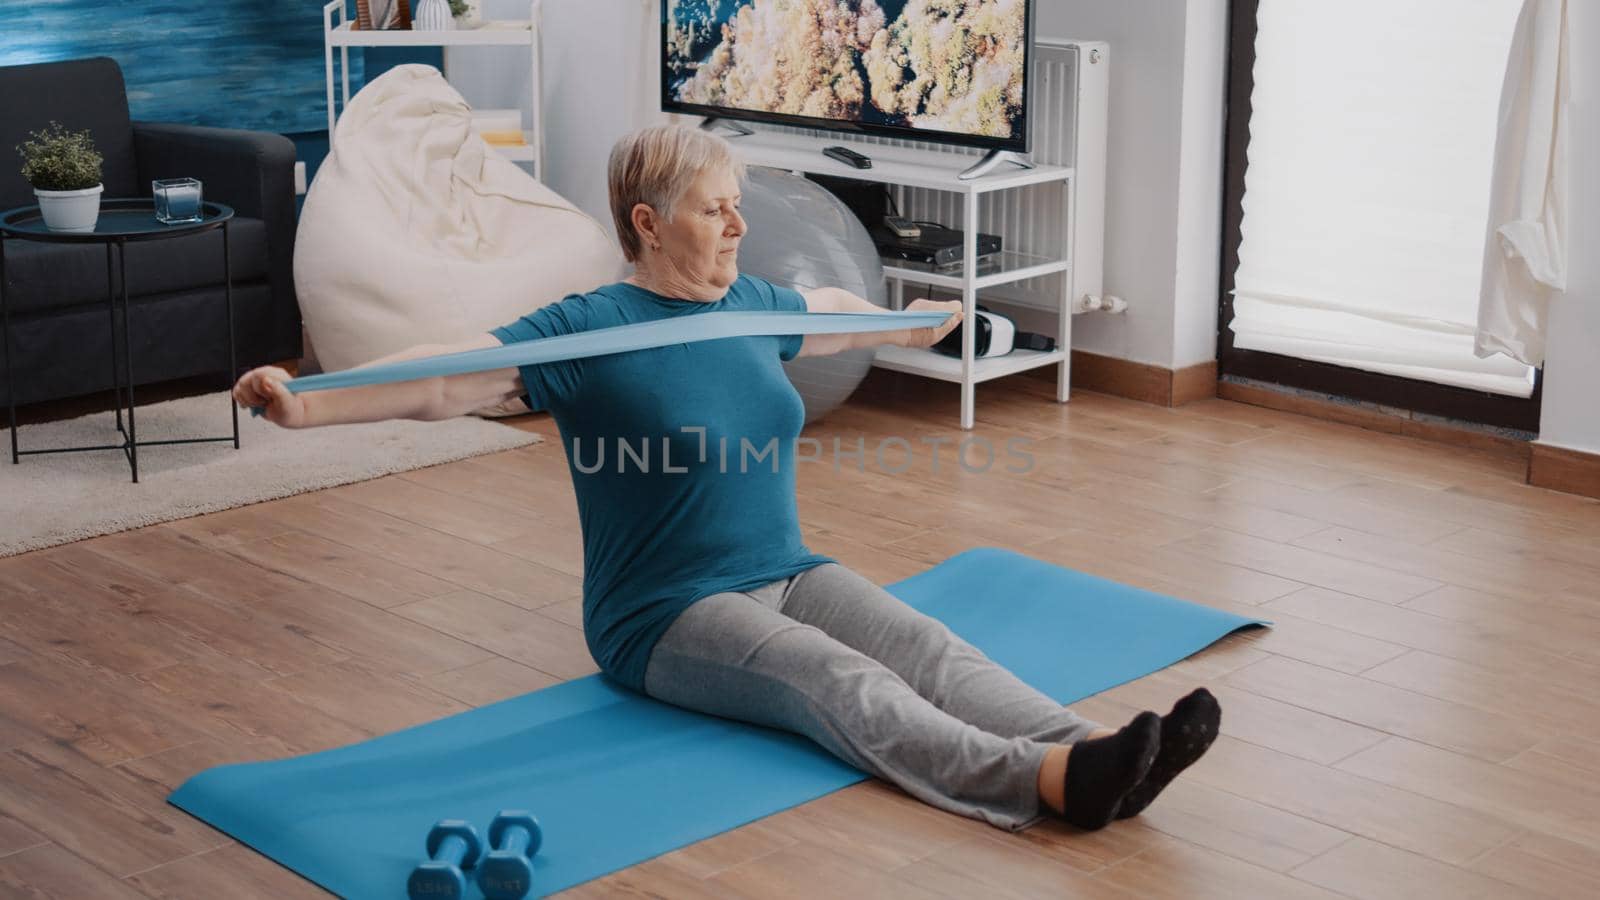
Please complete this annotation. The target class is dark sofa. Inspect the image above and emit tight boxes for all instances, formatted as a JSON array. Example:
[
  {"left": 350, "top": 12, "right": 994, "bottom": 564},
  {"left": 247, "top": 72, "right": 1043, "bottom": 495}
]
[{"left": 0, "top": 57, "right": 301, "bottom": 407}]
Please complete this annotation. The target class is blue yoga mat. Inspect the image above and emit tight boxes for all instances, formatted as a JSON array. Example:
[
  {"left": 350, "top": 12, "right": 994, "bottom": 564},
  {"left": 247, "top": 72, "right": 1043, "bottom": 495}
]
[{"left": 170, "top": 548, "right": 1262, "bottom": 898}]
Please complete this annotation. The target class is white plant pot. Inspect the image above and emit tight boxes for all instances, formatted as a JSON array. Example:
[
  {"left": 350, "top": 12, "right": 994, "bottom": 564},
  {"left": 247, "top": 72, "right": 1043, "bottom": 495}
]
[
  {"left": 35, "top": 184, "right": 103, "bottom": 233},
  {"left": 413, "top": 0, "right": 456, "bottom": 30}
]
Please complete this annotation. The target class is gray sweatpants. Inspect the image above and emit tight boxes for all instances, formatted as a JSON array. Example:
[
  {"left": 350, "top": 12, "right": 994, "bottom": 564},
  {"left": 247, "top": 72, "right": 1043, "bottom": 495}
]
[{"left": 642, "top": 562, "right": 1102, "bottom": 830}]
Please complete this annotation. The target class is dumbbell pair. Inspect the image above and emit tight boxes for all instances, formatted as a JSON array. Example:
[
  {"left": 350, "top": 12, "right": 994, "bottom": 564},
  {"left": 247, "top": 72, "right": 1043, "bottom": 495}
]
[{"left": 406, "top": 810, "right": 542, "bottom": 900}]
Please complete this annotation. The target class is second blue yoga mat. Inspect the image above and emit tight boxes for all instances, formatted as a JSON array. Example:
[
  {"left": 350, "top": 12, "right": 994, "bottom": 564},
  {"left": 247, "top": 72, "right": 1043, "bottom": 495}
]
[{"left": 169, "top": 547, "right": 1263, "bottom": 898}]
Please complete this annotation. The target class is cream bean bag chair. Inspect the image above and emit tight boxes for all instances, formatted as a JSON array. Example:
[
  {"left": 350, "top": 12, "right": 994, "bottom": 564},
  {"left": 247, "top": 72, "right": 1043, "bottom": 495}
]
[{"left": 295, "top": 65, "right": 623, "bottom": 413}]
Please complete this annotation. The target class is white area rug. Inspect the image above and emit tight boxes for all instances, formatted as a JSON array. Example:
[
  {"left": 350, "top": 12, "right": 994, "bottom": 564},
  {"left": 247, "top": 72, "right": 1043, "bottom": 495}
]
[{"left": 0, "top": 391, "right": 541, "bottom": 558}]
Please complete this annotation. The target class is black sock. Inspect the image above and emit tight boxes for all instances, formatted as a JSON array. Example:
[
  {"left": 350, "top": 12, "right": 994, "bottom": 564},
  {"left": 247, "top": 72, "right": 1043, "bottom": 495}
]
[
  {"left": 1058, "top": 711, "right": 1160, "bottom": 831},
  {"left": 1114, "top": 687, "right": 1222, "bottom": 820}
]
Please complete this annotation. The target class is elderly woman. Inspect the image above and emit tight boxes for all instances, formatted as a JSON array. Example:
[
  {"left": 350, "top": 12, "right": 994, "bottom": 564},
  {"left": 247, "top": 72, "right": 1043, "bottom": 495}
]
[{"left": 234, "top": 126, "right": 1219, "bottom": 832}]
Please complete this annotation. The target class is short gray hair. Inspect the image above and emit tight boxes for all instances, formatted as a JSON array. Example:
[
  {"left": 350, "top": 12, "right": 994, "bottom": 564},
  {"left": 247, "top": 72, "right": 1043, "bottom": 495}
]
[{"left": 607, "top": 126, "right": 745, "bottom": 262}]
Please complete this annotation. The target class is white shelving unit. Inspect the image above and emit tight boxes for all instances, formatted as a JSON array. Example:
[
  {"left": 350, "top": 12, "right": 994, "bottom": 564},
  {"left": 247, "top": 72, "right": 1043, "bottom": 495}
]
[
  {"left": 322, "top": 0, "right": 543, "bottom": 174},
  {"left": 728, "top": 130, "right": 1073, "bottom": 431}
]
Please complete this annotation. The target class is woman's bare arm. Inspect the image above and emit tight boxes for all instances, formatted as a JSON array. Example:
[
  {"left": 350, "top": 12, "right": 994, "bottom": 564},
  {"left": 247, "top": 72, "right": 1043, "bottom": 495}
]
[
  {"left": 795, "top": 288, "right": 962, "bottom": 357},
  {"left": 234, "top": 333, "right": 526, "bottom": 428}
]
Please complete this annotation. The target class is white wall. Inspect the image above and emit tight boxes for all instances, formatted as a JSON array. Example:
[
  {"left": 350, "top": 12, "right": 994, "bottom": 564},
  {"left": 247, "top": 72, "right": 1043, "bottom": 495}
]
[
  {"left": 1037, "top": 0, "right": 1182, "bottom": 367},
  {"left": 1172, "top": 0, "right": 1228, "bottom": 369},
  {"left": 1037, "top": 0, "right": 1227, "bottom": 369},
  {"left": 1536, "top": 0, "right": 1600, "bottom": 454},
  {"left": 448, "top": 0, "right": 666, "bottom": 238}
]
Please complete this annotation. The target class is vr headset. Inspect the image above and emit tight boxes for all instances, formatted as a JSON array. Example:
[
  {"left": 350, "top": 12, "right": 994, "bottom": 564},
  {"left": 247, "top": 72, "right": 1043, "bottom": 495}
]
[{"left": 932, "top": 306, "right": 1056, "bottom": 358}]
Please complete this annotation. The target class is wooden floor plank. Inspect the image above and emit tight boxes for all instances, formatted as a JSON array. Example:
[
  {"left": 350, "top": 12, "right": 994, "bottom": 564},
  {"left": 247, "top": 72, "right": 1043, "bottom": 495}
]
[
  {"left": 1205, "top": 475, "right": 1464, "bottom": 544},
  {"left": 134, "top": 659, "right": 373, "bottom": 755},
  {"left": 1506, "top": 734, "right": 1600, "bottom": 783},
  {"left": 1089, "top": 833, "right": 1349, "bottom": 900},
  {"left": 125, "top": 842, "right": 331, "bottom": 899},
  {"left": 1289, "top": 836, "right": 1544, "bottom": 900},
  {"left": 1222, "top": 655, "right": 1551, "bottom": 763},
  {"left": 1069, "top": 473, "right": 1330, "bottom": 543},
  {"left": 1131, "top": 777, "right": 1352, "bottom": 873},
  {"left": 0, "top": 843, "right": 151, "bottom": 899},
  {"left": 1470, "top": 830, "right": 1600, "bottom": 899},
  {"left": 1026, "top": 434, "right": 1239, "bottom": 495},
  {"left": 1262, "top": 586, "right": 1588, "bottom": 676},
  {"left": 220, "top": 530, "right": 464, "bottom": 611},
  {"left": 391, "top": 590, "right": 600, "bottom": 680},
  {"left": 0, "top": 741, "right": 226, "bottom": 878},
  {"left": 263, "top": 660, "right": 470, "bottom": 736},
  {"left": 1293, "top": 526, "right": 1590, "bottom": 600},
  {"left": 238, "top": 586, "right": 494, "bottom": 679},
  {"left": 259, "top": 492, "right": 582, "bottom": 606},
  {"left": 1032, "top": 531, "right": 1306, "bottom": 607},
  {"left": 1168, "top": 528, "right": 1442, "bottom": 603},
  {"left": 1360, "top": 650, "right": 1600, "bottom": 744},
  {"left": 1184, "top": 736, "right": 1518, "bottom": 865},
  {"left": 1336, "top": 736, "right": 1600, "bottom": 848},
  {"left": 1332, "top": 477, "right": 1599, "bottom": 547},
  {"left": 0, "top": 655, "right": 215, "bottom": 766},
  {"left": 895, "top": 833, "right": 1141, "bottom": 899},
  {"left": 710, "top": 839, "right": 949, "bottom": 900},
  {"left": 0, "top": 808, "right": 48, "bottom": 858},
  {"left": 420, "top": 657, "right": 561, "bottom": 707}
]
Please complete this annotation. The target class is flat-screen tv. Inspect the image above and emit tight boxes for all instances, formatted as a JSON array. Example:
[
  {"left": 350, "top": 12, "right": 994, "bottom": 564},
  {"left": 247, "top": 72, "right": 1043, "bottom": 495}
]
[{"left": 662, "top": 0, "right": 1033, "bottom": 153}]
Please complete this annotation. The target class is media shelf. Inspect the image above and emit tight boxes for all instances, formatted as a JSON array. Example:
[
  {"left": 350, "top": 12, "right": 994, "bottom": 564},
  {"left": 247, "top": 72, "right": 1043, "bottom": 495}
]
[
  {"left": 322, "top": 0, "right": 543, "bottom": 177},
  {"left": 882, "top": 249, "right": 1072, "bottom": 291},
  {"left": 327, "top": 21, "right": 535, "bottom": 47},
  {"left": 727, "top": 129, "right": 1075, "bottom": 431},
  {"left": 873, "top": 346, "right": 1070, "bottom": 384},
  {"left": 726, "top": 130, "right": 1072, "bottom": 195}
]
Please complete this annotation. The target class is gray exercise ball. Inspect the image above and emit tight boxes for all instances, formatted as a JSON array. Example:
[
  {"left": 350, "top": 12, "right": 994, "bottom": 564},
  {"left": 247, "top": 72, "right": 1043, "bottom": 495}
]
[{"left": 738, "top": 166, "right": 886, "bottom": 423}]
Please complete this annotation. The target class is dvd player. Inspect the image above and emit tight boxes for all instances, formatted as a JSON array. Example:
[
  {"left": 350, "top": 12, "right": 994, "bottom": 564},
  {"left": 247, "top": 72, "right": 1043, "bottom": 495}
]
[{"left": 871, "top": 226, "right": 1002, "bottom": 266}]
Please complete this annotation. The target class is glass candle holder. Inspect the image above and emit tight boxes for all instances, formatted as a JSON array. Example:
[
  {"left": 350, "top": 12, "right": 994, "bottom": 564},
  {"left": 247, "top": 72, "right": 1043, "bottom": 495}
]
[{"left": 152, "top": 178, "right": 203, "bottom": 225}]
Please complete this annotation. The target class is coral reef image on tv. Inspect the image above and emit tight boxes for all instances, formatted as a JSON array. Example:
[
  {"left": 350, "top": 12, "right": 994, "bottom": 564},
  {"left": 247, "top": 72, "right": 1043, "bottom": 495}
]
[{"left": 665, "top": 0, "right": 1029, "bottom": 145}]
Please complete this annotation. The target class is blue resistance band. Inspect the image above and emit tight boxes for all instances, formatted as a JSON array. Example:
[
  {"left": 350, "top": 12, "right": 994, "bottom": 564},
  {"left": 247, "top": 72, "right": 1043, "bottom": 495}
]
[{"left": 253, "top": 310, "right": 947, "bottom": 415}]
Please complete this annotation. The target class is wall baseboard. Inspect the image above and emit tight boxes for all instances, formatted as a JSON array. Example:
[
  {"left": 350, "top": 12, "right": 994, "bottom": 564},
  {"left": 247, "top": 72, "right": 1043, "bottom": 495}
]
[
  {"left": 1027, "top": 351, "right": 1216, "bottom": 407},
  {"left": 1219, "top": 380, "right": 1531, "bottom": 462},
  {"left": 1528, "top": 443, "right": 1600, "bottom": 500},
  {"left": 1173, "top": 360, "right": 1221, "bottom": 406}
]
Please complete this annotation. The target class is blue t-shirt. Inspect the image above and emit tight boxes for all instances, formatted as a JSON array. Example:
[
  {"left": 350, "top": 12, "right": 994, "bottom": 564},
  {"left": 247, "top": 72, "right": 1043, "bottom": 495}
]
[{"left": 490, "top": 274, "right": 834, "bottom": 690}]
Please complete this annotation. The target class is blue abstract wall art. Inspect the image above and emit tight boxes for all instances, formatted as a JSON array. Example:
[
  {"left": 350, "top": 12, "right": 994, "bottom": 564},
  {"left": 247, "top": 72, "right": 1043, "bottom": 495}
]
[{"left": 2, "top": 0, "right": 363, "bottom": 134}]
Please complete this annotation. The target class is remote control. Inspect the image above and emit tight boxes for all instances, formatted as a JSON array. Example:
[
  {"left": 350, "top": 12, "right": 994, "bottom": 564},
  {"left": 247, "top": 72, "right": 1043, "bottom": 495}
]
[
  {"left": 823, "top": 145, "right": 872, "bottom": 169},
  {"left": 883, "top": 215, "right": 921, "bottom": 238}
]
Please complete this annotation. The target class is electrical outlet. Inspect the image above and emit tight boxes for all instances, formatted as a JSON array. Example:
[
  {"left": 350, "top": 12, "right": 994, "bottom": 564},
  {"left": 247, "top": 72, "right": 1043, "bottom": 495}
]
[{"left": 294, "top": 161, "right": 307, "bottom": 195}]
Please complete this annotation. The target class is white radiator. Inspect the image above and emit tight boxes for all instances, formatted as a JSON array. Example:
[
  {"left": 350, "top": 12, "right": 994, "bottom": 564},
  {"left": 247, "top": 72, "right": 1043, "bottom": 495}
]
[{"left": 763, "top": 38, "right": 1109, "bottom": 315}]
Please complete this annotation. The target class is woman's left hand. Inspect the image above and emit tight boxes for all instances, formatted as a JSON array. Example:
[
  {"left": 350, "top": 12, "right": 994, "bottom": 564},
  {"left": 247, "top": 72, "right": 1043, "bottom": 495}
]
[{"left": 896, "top": 299, "right": 965, "bottom": 349}]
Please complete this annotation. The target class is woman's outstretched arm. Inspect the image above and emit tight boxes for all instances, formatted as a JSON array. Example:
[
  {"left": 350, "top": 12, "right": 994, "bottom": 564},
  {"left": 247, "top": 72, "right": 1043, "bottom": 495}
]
[
  {"left": 232, "top": 333, "right": 525, "bottom": 428},
  {"left": 796, "top": 287, "right": 963, "bottom": 357}
]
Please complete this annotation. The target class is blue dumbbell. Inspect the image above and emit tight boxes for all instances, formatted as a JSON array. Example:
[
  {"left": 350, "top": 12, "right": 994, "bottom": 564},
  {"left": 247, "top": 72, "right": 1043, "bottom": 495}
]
[
  {"left": 407, "top": 819, "right": 482, "bottom": 900},
  {"left": 477, "top": 810, "right": 542, "bottom": 900}
]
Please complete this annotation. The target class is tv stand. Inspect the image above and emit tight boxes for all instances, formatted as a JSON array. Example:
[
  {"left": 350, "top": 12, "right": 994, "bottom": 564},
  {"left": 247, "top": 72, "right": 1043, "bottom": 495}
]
[
  {"left": 700, "top": 117, "right": 754, "bottom": 137},
  {"left": 723, "top": 129, "right": 1075, "bottom": 431},
  {"left": 958, "top": 149, "right": 1034, "bottom": 181}
]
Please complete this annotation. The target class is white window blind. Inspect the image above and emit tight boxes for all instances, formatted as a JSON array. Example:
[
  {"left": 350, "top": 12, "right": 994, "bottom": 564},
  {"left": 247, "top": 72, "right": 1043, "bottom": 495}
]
[{"left": 1231, "top": 0, "right": 1536, "bottom": 397}]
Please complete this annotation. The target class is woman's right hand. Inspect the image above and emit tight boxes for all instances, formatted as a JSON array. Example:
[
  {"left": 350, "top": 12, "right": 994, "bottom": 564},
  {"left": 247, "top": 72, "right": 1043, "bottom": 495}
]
[
  {"left": 232, "top": 365, "right": 308, "bottom": 428},
  {"left": 897, "top": 299, "right": 965, "bottom": 349}
]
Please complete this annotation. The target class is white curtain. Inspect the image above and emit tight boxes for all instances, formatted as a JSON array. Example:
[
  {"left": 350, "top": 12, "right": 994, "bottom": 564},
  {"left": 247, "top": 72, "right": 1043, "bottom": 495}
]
[
  {"left": 1476, "top": 0, "right": 1570, "bottom": 367},
  {"left": 1231, "top": 0, "right": 1536, "bottom": 397}
]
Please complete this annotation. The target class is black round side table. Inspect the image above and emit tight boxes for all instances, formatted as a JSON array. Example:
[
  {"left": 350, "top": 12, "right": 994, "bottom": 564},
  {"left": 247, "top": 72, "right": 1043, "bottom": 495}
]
[{"left": 0, "top": 198, "right": 239, "bottom": 483}]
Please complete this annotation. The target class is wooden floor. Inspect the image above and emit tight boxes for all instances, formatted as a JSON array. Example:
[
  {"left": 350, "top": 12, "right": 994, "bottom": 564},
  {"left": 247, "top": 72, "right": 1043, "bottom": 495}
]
[{"left": 2, "top": 372, "right": 1598, "bottom": 899}]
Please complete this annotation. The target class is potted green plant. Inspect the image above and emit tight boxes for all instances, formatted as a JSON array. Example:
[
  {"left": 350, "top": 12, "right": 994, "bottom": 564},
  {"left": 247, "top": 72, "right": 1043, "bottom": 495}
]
[
  {"left": 17, "top": 122, "right": 104, "bottom": 233},
  {"left": 449, "top": 0, "right": 480, "bottom": 28}
]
